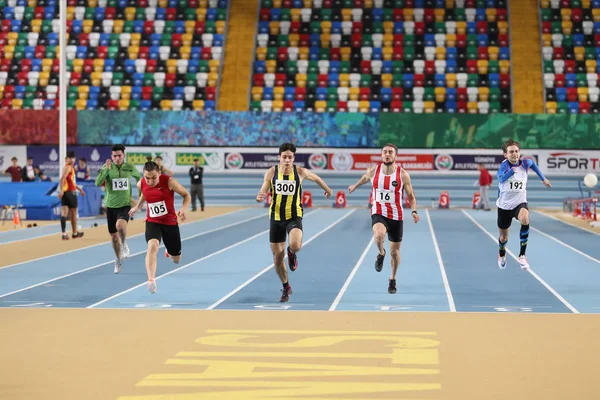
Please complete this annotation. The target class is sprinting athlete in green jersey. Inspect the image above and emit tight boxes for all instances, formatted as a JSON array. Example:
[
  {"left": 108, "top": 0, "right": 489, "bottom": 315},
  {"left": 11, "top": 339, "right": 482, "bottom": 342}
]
[{"left": 95, "top": 144, "right": 141, "bottom": 274}]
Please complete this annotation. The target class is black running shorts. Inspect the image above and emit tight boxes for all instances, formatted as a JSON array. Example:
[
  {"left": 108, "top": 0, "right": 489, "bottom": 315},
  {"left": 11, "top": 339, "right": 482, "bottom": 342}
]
[
  {"left": 106, "top": 206, "right": 131, "bottom": 234},
  {"left": 61, "top": 191, "right": 78, "bottom": 209},
  {"left": 497, "top": 202, "right": 528, "bottom": 230},
  {"left": 145, "top": 221, "right": 182, "bottom": 256},
  {"left": 371, "top": 214, "right": 404, "bottom": 243},
  {"left": 270, "top": 217, "right": 303, "bottom": 243}
]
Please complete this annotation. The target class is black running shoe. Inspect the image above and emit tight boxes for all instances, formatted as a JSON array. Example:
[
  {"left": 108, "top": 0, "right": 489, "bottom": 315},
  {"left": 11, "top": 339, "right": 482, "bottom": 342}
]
[
  {"left": 375, "top": 250, "right": 385, "bottom": 272},
  {"left": 72, "top": 231, "right": 84, "bottom": 239},
  {"left": 388, "top": 279, "right": 397, "bottom": 294},
  {"left": 287, "top": 246, "right": 298, "bottom": 271},
  {"left": 280, "top": 285, "right": 292, "bottom": 303}
]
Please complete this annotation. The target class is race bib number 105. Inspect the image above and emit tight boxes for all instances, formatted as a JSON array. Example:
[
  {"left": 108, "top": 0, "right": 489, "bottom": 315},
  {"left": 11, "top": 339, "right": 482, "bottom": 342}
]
[
  {"left": 148, "top": 201, "right": 167, "bottom": 218},
  {"left": 275, "top": 180, "right": 296, "bottom": 196}
]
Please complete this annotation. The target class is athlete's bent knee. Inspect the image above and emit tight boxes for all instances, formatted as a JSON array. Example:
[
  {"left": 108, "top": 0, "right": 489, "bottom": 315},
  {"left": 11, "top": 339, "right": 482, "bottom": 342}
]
[
  {"left": 148, "top": 239, "right": 160, "bottom": 253},
  {"left": 289, "top": 241, "right": 301, "bottom": 253},
  {"left": 171, "top": 255, "right": 181, "bottom": 264},
  {"left": 390, "top": 248, "right": 400, "bottom": 258}
]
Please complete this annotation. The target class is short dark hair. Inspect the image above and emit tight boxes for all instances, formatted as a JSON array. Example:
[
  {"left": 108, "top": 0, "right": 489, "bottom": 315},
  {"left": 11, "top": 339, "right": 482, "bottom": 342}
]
[
  {"left": 11, "top": 157, "right": 17, "bottom": 161},
  {"left": 155, "top": 155, "right": 163, "bottom": 160},
  {"left": 502, "top": 139, "right": 520, "bottom": 153},
  {"left": 382, "top": 143, "right": 398, "bottom": 153},
  {"left": 79, "top": 157, "right": 87, "bottom": 162},
  {"left": 66, "top": 150, "right": 76, "bottom": 158},
  {"left": 27, "top": 156, "right": 33, "bottom": 160},
  {"left": 279, "top": 142, "right": 296, "bottom": 155},
  {"left": 112, "top": 144, "right": 126, "bottom": 153},
  {"left": 143, "top": 161, "right": 160, "bottom": 172}
]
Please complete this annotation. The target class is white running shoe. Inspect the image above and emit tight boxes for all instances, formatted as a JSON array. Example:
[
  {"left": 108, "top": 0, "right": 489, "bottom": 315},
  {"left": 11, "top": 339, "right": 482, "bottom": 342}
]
[
  {"left": 114, "top": 259, "right": 122, "bottom": 274},
  {"left": 498, "top": 254, "right": 507, "bottom": 269},
  {"left": 121, "top": 243, "right": 130, "bottom": 259},
  {"left": 147, "top": 279, "right": 157, "bottom": 294},
  {"left": 518, "top": 255, "right": 530, "bottom": 270}
]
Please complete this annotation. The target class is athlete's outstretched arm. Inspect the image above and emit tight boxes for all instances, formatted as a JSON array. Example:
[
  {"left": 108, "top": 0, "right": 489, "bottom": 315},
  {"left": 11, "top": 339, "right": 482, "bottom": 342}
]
[
  {"left": 401, "top": 169, "right": 420, "bottom": 223},
  {"left": 169, "top": 177, "right": 191, "bottom": 222},
  {"left": 348, "top": 165, "right": 377, "bottom": 194},
  {"left": 497, "top": 161, "right": 515, "bottom": 183},
  {"left": 129, "top": 181, "right": 145, "bottom": 215},
  {"left": 526, "top": 159, "right": 552, "bottom": 188},
  {"left": 299, "top": 168, "right": 334, "bottom": 199},
  {"left": 256, "top": 167, "right": 274, "bottom": 202}
]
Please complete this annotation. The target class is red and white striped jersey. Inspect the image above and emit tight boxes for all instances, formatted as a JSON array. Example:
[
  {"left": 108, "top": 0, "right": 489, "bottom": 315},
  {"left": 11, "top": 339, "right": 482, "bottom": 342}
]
[{"left": 370, "top": 164, "right": 404, "bottom": 221}]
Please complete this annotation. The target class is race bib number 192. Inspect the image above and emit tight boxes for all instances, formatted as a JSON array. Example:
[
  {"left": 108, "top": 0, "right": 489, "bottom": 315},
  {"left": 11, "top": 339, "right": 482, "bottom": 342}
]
[
  {"left": 509, "top": 180, "right": 524, "bottom": 192},
  {"left": 112, "top": 178, "right": 129, "bottom": 191},
  {"left": 275, "top": 180, "right": 296, "bottom": 196},
  {"left": 148, "top": 201, "right": 167, "bottom": 218}
]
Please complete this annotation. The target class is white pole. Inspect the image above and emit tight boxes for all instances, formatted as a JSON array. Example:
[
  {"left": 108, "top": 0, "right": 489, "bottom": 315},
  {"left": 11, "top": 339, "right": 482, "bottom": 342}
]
[{"left": 59, "top": 0, "right": 67, "bottom": 173}]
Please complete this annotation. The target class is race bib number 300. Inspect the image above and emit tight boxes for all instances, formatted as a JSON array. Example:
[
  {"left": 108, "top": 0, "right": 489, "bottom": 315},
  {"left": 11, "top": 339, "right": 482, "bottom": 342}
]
[
  {"left": 275, "top": 180, "right": 296, "bottom": 196},
  {"left": 148, "top": 201, "right": 167, "bottom": 218},
  {"left": 375, "top": 189, "right": 396, "bottom": 203},
  {"left": 112, "top": 178, "right": 129, "bottom": 191}
]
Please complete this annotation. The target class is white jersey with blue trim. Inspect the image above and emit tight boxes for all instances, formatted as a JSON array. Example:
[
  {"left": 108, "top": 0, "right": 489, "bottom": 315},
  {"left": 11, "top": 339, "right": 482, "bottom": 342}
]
[{"left": 496, "top": 160, "right": 528, "bottom": 210}]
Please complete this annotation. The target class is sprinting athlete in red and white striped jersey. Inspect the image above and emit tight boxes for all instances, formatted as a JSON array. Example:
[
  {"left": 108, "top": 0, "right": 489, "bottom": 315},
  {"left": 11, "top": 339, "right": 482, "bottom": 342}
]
[{"left": 348, "top": 143, "right": 420, "bottom": 294}]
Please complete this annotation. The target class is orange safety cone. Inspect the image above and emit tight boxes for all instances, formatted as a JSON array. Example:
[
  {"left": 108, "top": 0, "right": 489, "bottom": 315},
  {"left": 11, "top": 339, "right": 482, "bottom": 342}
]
[{"left": 13, "top": 208, "right": 22, "bottom": 228}]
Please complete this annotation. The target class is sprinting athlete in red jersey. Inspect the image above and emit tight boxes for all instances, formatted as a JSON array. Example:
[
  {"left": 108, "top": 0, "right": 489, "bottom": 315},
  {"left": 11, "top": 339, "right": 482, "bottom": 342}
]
[{"left": 129, "top": 161, "right": 191, "bottom": 294}]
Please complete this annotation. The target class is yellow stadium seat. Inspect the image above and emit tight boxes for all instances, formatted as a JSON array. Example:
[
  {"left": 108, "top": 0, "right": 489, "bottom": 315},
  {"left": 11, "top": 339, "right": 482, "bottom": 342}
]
[
  {"left": 160, "top": 99, "right": 172, "bottom": 110},
  {"left": 193, "top": 100, "right": 205, "bottom": 110},
  {"left": 435, "top": 87, "right": 446, "bottom": 102},
  {"left": 75, "top": 99, "right": 87, "bottom": 110},
  {"left": 11, "top": 99, "right": 23, "bottom": 109},
  {"left": 121, "top": 86, "right": 132, "bottom": 100},
  {"left": 72, "top": 59, "right": 84, "bottom": 73},
  {"left": 315, "top": 100, "right": 327, "bottom": 112},
  {"left": 274, "top": 87, "right": 285, "bottom": 100},
  {"left": 349, "top": 87, "right": 360, "bottom": 101}
]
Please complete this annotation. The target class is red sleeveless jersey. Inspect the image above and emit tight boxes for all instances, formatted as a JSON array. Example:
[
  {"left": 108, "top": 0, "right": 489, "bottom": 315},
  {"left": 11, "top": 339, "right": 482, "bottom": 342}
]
[
  {"left": 370, "top": 164, "right": 404, "bottom": 221},
  {"left": 141, "top": 174, "right": 177, "bottom": 225},
  {"left": 63, "top": 165, "right": 77, "bottom": 192}
]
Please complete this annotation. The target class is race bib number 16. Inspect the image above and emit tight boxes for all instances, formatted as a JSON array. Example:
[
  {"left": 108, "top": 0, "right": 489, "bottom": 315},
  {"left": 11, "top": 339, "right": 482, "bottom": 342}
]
[
  {"left": 148, "top": 201, "right": 167, "bottom": 218},
  {"left": 375, "top": 189, "right": 395, "bottom": 203}
]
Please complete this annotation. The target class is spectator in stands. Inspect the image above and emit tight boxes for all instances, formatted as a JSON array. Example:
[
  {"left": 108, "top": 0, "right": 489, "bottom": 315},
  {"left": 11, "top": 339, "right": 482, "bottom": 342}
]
[
  {"left": 3, "top": 157, "right": 22, "bottom": 182},
  {"left": 477, "top": 163, "right": 493, "bottom": 211},
  {"left": 21, "top": 157, "right": 38, "bottom": 182}
]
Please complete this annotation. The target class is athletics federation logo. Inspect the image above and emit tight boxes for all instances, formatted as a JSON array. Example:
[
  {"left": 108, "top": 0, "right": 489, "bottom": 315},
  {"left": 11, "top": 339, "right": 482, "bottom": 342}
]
[
  {"left": 308, "top": 153, "right": 327, "bottom": 170},
  {"left": 331, "top": 152, "right": 353, "bottom": 171},
  {"left": 434, "top": 154, "right": 454, "bottom": 171},
  {"left": 225, "top": 153, "right": 244, "bottom": 169}
]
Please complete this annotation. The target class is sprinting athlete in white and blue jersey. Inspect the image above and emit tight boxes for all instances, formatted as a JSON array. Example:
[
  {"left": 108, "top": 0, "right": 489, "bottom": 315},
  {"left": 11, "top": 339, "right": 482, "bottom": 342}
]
[{"left": 496, "top": 139, "right": 552, "bottom": 270}]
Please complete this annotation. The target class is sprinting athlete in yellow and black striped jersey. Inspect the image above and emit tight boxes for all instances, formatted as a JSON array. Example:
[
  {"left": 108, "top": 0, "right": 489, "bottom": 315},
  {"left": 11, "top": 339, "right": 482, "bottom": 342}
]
[
  {"left": 256, "top": 143, "right": 334, "bottom": 303},
  {"left": 269, "top": 164, "right": 303, "bottom": 221}
]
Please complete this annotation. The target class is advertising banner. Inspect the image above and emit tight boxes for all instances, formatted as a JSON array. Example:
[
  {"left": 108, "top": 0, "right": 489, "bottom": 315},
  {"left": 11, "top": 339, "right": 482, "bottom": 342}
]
[
  {"left": 26, "top": 146, "right": 112, "bottom": 175},
  {"left": 328, "top": 152, "right": 434, "bottom": 171},
  {"left": 0, "top": 110, "right": 77, "bottom": 145},
  {"left": 125, "top": 147, "right": 224, "bottom": 173},
  {"left": 537, "top": 150, "right": 600, "bottom": 174},
  {"left": 433, "top": 153, "right": 539, "bottom": 171},
  {"left": 224, "top": 152, "right": 328, "bottom": 170}
]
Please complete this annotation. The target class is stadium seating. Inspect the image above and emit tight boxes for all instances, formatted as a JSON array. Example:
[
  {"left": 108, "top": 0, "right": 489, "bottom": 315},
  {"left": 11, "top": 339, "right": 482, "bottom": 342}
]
[
  {"left": 249, "top": 0, "right": 512, "bottom": 113},
  {"left": 0, "top": 0, "right": 228, "bottom": 110},
  {"left": 540, "top": 0, "right": 600, "bottom": 113}
]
